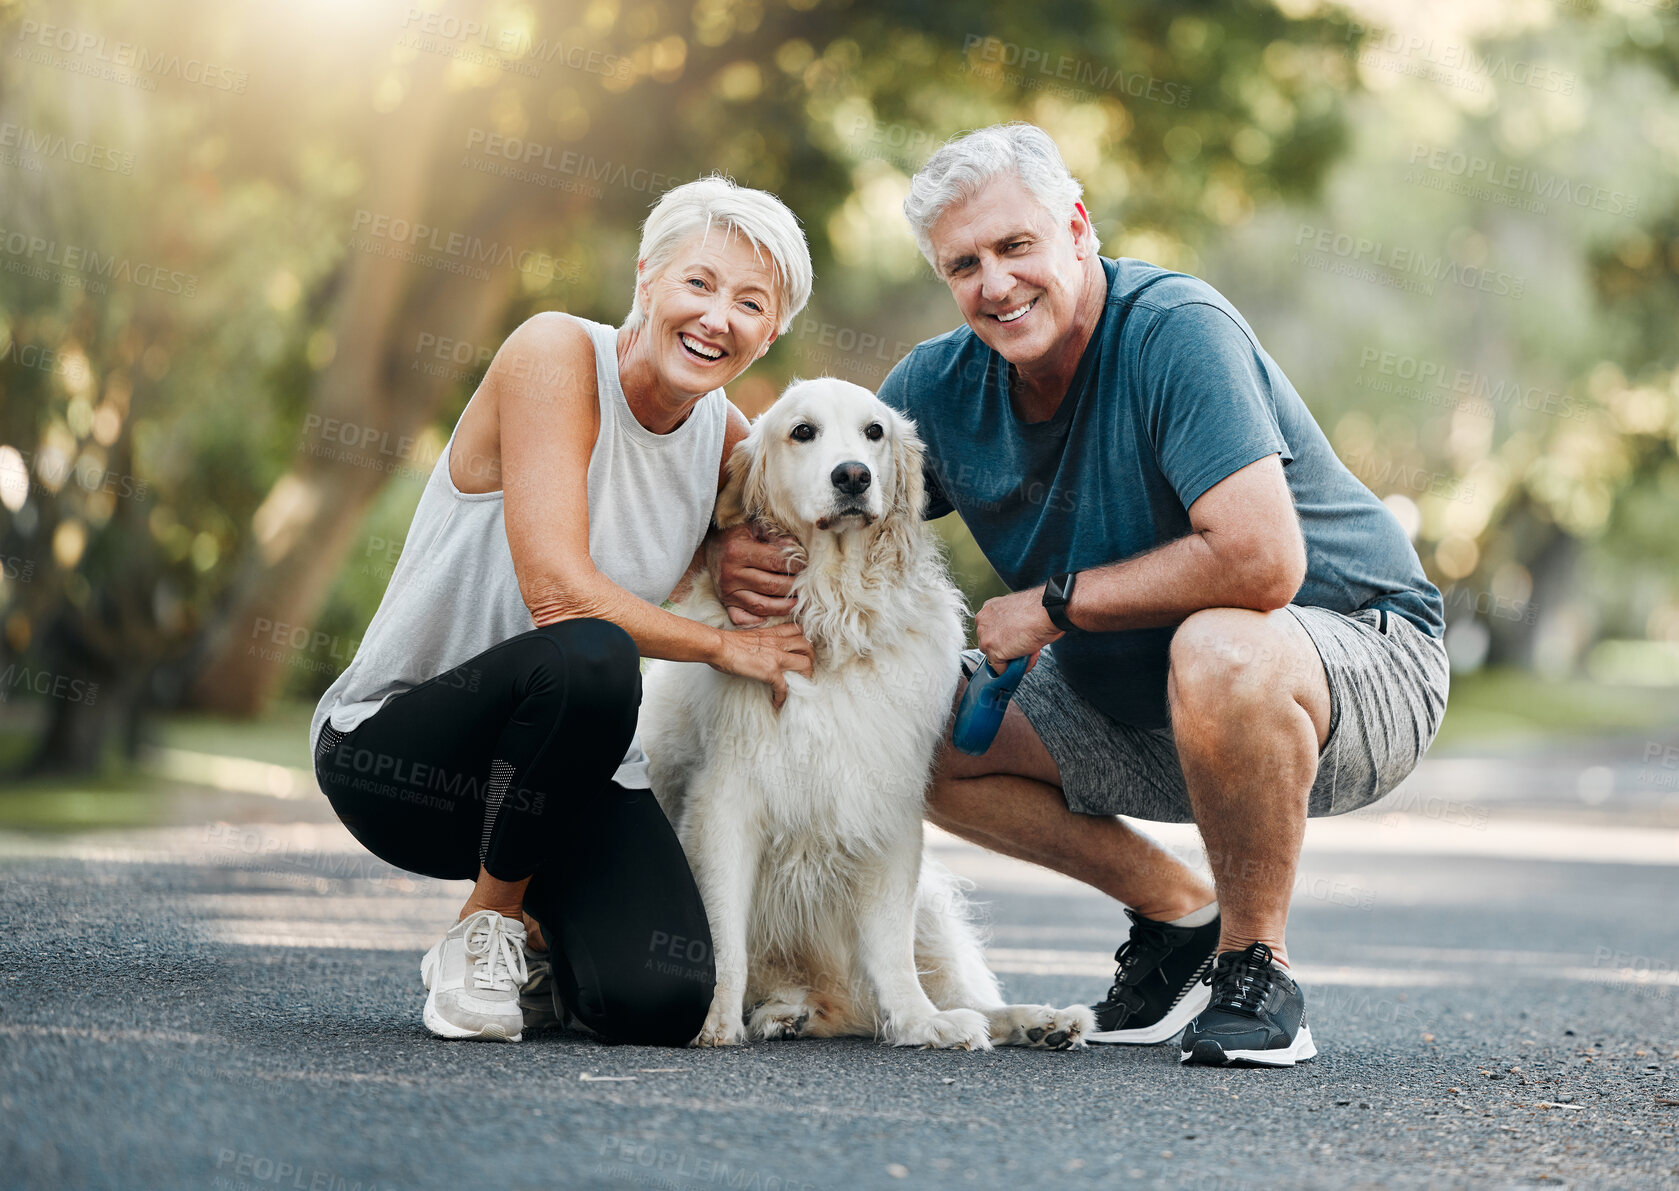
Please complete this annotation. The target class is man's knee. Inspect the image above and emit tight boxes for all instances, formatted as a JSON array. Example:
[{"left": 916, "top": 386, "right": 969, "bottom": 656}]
[{"left": 1169, "top": 608, "right": 1304, "bottom": 716}]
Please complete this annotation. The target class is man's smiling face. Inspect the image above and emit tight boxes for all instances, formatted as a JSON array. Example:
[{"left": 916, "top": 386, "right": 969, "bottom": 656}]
[{"left": 927, "top": 171, "right": 1096, "bottom": 370}]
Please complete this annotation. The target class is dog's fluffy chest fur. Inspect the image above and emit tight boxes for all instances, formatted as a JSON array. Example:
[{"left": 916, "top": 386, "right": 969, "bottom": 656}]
[{"left": 643, "top": 562, "right": 964, "bottom": 854}]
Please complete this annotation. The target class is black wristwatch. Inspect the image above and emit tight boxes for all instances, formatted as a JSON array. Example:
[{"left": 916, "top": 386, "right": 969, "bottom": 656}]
[{"left": 1042, "top": 571, "right": 1079, "bottom": 633}]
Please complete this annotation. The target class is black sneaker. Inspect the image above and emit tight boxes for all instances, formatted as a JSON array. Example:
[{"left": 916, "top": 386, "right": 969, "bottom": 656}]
[
  {"left": 1179, "top": 942, "right": 1317, "bottom": 1067},
  {"left": 518, "top": 942, "right": 561, "bottom": 1032},
  {"left": 1086, "top": 908, "right": 1220, "bottom": 1044}
]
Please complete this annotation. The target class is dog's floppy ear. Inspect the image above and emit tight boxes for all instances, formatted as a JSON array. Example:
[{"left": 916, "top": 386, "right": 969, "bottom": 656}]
[
  {"left": 712, "top": 425, "right": 768, "bottom": 530},
  {"left": 868, "top": 408, "right": 930, "bottom": 575},
  {"left": 887, "top": 408, "right": 929, "bottom": 522}
]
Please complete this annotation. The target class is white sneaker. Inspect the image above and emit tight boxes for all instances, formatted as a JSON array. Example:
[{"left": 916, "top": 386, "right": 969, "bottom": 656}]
[{"left": 419, "top": 910, "right": 530, "bottom": 1042}]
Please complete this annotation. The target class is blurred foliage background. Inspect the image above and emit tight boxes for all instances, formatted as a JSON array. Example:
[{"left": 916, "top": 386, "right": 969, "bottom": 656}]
[{"left": 1, "top": 0, "right": 1677, "bottom": 782}]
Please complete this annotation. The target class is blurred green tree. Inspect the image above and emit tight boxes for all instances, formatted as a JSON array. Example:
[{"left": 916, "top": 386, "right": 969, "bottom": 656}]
[
  {"left": 1193, "top": 3, "right": 1679, "bottom": 678},
  {"left": 3, "top": 0, "right": 1356, "bottom": 773}
]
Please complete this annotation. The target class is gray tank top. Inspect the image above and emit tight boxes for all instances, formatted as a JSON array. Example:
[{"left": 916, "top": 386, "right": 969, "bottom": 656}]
[{"left": 309, "top": 316, "right": 728, "bottom": 789}]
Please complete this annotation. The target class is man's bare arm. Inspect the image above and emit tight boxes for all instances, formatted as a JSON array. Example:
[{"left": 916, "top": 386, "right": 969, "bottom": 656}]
[
  {"left": 971, "top": 453, "right": 1304, "bottom": 666},
  {"left": 1064, "top": 453, "right": 1305, "bottom": 631}
]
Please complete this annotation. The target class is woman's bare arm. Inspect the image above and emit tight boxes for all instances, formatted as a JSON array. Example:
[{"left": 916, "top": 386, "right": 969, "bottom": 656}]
[{"left": 485, "top": 314, "right": 810, "bottom": 701}]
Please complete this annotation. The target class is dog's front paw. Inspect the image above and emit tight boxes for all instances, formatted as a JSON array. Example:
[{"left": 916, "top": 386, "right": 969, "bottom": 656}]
[
  {"left": 692, "top": 999, "right": 746, "bottom": 1047},
  {"left": 885, "top": 1007, "right": 992, "bottom": 1051},
  {"left": 988, "top": 1003, "right": 1096, "bottom": 1050}
]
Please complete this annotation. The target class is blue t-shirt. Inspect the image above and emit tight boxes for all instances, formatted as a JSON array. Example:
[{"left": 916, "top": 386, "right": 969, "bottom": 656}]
[{"left": 877, "top": 256, "right": 1444, "bottom": 729}]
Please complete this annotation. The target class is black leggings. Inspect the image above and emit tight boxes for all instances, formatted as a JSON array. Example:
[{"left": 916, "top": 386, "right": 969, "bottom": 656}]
[{"left": 313, "top": 619, "right": 714, "bottom": 1047}]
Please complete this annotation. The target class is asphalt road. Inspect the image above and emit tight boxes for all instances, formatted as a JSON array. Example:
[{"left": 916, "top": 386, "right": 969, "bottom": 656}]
[{"left": 2, "top": 748, "right": 1677, "bottom": 1191}]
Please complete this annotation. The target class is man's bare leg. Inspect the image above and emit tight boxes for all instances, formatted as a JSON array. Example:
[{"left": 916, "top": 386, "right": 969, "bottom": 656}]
[
  {"left": 926, "top": 696, "right": 1215, "bottom": 922},
  {"left": 1166, "top": 607, "right": 1332, "bottom": 968}
]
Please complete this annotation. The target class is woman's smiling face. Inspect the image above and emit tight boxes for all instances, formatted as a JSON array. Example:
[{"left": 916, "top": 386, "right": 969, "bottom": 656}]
[{"left": 637, "top": 228, "right": 781, "bottom": 395}]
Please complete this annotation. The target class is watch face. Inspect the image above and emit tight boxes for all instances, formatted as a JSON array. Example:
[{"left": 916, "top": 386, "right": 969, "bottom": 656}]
[{"left": 1043, "top": 573, "right": 1075, "bottom": 631}]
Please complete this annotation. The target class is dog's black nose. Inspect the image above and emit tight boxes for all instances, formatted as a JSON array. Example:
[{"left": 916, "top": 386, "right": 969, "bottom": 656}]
[{"left": 831, "top": 461, "right": 871, "bottom": 495}]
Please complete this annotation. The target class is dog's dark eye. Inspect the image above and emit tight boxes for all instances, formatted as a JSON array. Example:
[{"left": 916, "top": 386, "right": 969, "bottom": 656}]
[
  {"left": 865, "top": 422, "right": 884, "bottom": 442},
  {"left": 790, "top": 423, "right": 816, "bottom": 442}
]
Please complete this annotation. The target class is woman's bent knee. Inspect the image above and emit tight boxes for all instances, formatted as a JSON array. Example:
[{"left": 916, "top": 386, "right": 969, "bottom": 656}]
[
  {"left": 531, "top": 618, "right": 638, "bottom": 668},
  {"left": 525, "top": 619, "right": 641, "bottom": 715}
]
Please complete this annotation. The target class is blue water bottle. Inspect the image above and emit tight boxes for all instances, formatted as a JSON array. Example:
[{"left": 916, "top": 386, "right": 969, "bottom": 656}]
[{"left": 951, "top": 650, "right": 1029, "bottom": 755}]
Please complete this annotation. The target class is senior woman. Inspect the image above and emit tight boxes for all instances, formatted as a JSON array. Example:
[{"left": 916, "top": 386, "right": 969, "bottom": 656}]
[{"left": 309, "top": 176, "right": 814, "bottom": 1047}]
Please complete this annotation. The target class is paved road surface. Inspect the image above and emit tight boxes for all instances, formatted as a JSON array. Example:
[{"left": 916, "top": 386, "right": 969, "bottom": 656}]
[{"left": 2, "top": 748, "right": 1677, "bottom": 1190}]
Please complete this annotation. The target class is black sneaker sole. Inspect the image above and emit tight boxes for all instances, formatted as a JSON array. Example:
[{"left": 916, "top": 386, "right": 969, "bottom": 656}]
[
  {"left": 1180, "top": 1025, "right": 1317, "bottom": 1068},
  {"left": 1087, "top": 979, "right": 1211, "bottom": 1045},
  {"left": 519, "top": 990, "right": 561, "bottom": 1031}
]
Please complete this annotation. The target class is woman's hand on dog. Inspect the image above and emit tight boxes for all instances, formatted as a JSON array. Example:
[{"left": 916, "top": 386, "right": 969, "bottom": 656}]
[
  {"left": 710, "top": 621, "right": 815, "bottom": 709},
  {"left": 708, "top": 522, "right": 804, "bottom": 626}
]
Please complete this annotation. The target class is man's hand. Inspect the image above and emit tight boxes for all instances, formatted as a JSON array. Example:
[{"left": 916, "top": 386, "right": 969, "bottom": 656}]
[
  {"left": 706, "top": 522, "right": 804, "bottom": 627},
  {"left": 974, "top": 586, "right": 1064, "bottom": 674}
]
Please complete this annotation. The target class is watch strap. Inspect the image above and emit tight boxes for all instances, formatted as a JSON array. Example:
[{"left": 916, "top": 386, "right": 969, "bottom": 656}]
[{"left": 1042, "top": 571, "right": 1078, "bottom": 633}]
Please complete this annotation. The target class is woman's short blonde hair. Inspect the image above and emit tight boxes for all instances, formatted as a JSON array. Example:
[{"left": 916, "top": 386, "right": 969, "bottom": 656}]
[{"left": 626, "top": 174, "right": 812, "bottom": 335}]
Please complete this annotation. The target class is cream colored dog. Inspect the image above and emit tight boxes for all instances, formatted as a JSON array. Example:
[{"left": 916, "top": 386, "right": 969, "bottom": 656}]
[{"left": 640, "top": 378, "right": 1093, "bottom": 1051}]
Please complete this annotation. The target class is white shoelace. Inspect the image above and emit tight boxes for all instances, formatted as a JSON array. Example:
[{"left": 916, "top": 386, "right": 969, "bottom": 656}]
[{"left": 463, "top": 911, "right": 529, "bottom": 993}]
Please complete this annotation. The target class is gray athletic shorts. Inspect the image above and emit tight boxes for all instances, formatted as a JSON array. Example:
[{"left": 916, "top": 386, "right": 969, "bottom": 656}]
[{"left": 1010, "top": 606, "right": 1450, "bottom": 822}]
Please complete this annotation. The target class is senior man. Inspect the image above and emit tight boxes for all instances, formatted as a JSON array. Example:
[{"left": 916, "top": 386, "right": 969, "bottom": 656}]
[{"left": 712, "top": 123, "right": 1447, "bottom": 1067}]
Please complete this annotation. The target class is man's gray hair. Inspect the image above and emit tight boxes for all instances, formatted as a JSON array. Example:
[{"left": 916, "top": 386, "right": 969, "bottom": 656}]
[
  {"left": 626, "top": 174, "right": 812, "bottom": 335},
  {"left": 903, "top": 122, "right": 1099, "bottom": 268}
]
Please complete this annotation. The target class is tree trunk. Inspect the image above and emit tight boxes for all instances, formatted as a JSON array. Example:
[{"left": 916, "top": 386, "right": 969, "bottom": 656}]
[
  {"left": 185, "top": 54, "right": 560, "bottom": 715},
  {"left": 1482, "top": 498, "right": 1579, "bottom": 670},
  {"left": 183, "top": 238, "right": 546, "bottom": 714},
  {"left": 22, "top": 670, "right": 148, "bottom": 777},
  {"left": 14, "top": 610, "right": 151, "bottom": 776}
]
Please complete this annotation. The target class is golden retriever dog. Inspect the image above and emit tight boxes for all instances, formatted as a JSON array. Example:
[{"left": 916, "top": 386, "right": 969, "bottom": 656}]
[{"left": 640, "top": 377, "right": 1094, "bottom": 1050}]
